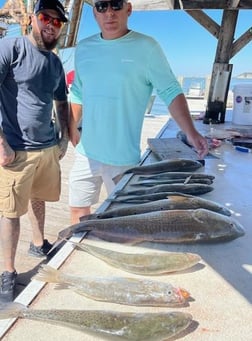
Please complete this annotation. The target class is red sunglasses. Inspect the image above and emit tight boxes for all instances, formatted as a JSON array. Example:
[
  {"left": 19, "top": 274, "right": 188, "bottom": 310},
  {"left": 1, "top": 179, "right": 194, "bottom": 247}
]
[{"left": 37, "top": 13, "right": 64, "bottom": 29}]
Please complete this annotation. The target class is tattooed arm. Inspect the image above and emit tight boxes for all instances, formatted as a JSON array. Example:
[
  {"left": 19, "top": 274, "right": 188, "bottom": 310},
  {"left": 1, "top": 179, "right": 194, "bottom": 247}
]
[{"left": 54, "top": 100, "right": 69, "bottom": 160}]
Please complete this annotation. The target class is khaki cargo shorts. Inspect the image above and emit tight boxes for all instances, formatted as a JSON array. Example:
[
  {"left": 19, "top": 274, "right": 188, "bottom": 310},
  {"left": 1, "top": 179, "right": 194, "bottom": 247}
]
[{"left": 0, "top": 145, "right": 61, "bottom": 218}]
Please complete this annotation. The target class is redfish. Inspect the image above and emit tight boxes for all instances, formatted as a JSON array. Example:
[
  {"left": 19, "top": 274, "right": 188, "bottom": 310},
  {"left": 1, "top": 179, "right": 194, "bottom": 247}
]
[
  {"left": 35, "top": 265, "right": 190, "bottom": 307},
  {"left": 60, "top": 208, "right": 244, "bottom": 244},
  {"left": 83, "top": 195, "right": 231, "bottom": 219},
  {"left": 0, "top": 303, "right": 193, "bottom": 341}
]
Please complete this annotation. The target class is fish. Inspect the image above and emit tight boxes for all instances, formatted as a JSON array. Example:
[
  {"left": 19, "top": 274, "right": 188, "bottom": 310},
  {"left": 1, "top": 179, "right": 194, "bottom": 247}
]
[
  {"left": 0, "top": 303, "right": 193, "bottom": 341},
  {"left": 124, "top": 159, "right": 203, "bottom": 175},
  {"left": 132, "top": 178, "right": 213, "bottom": 186},
  {"left": 138, "top": 172, "right": 215, "bottom": 180},
  {"left": 35, "top": 265, "right": 190, "bottom": 307},
  {"left": 115, "top": 183, "right": 214, "bottom": 196},
  {"left": 106, "top": 192, "right": 191, "bottom": 204},
  {"left": 82, "top": 195, "right": 231, "bottom": 219},
  {"left": 66, "top": 241, "right": 202, "bottom": 275},
  {"left": 57, "top": 208, "right": 245, "bottom": 245}
]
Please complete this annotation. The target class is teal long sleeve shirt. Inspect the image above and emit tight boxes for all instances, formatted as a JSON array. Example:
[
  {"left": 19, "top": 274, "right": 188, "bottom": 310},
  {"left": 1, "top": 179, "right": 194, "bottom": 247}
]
[{"left": 70, "top": 30, "right": 182, "bottom": 166}]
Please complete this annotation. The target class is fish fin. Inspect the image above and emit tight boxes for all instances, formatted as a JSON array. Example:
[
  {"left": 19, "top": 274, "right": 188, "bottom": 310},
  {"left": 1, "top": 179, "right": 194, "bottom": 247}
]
[
  {"left": 0, "top": 302, "right": 27, "bottom": 319},
  {"left": 167, "top": 192, "right": 193, "bottom": 198},
  {"left": 34, "top": 265, "right": 62, "bottom": 284},
  {"left": 184, "top": 176, "right": 192, "bottom": 184},
  {"left": 54, "top": 283, "right": 71, "bottom": 291},
  {"left": 62, "top": 238, "right": 83, "bottom": 250},
  {"left": 168, "top": 195, "right": 188, "bottom": 202}
]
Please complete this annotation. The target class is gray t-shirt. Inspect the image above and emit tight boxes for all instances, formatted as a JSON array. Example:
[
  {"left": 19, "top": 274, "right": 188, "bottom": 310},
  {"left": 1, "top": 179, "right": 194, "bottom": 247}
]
[{"left": 0, "top": 36, "right": 67, "bottom": 150}]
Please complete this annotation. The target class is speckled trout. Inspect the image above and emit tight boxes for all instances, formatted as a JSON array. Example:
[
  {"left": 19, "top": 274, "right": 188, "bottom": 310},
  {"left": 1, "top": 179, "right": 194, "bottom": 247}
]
[
  {"left": 106, "top": 192, "right": 198, "bottom": 204},
  {"left": 124, "top": 159, "right": 203, "bottom": 174},
  {"left": 132, "top": 177, "right": 213, "bottom": 185},
  {"left": 0, "top": 303, "right": 193, "bottom": 341},
  {"left": 67, "top": 241, "right": 201, "bottom": 275},
  {"left": 57, "top": 208, "right": 244, "bottom": 245},
  {"left": 35, "top": 265, "right": 190, "bottom": 307},
  {"left": 138, "top": 172, "right": 215, "bottom": 180},
  {"left": 115, "top": 183, "right": 214, "bottom": 196},
  {"left": 82, "top": 195, "right": 231, "bottom": 219}
]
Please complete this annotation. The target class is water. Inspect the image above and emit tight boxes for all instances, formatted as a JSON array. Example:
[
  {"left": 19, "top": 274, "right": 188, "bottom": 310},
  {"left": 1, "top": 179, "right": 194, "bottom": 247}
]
[
  {"left": 4, "top": 23, "right": 21, "bottom": 37},
  {"left": 151, "top": 76, "right": 252, "bottom": 116}
]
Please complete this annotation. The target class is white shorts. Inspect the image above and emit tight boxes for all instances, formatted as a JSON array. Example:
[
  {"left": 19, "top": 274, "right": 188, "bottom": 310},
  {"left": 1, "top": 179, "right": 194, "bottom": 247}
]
[{"left": 69, "top": 149, "right": 133, "bottom": 207}]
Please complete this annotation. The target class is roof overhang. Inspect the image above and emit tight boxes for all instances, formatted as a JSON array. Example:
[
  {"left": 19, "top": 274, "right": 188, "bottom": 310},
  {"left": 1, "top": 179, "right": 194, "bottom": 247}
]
[{"left": 130, "top": 0, "right": 174, "bottom": 10}]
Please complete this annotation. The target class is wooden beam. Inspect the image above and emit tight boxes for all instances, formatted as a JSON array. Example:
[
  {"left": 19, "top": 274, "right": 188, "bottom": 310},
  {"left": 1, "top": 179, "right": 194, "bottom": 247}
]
[
  {"left": 131, "top": 0, "right": 174, "bottom": 10},
  {"left": 227, "top": 0, "right": 241, "bottom": 8},
  {"left": 58, "top": 0, "right": 84, "bottom": 49},
  {"left": 231, "top": 27, "right": 252, "bottom": 57},
  {"left": 82, "top": 0, "right": 252, "bottom": 11},
  {"left": 204, "top": 10, "right": 238, "bottom": 123},
  {"left": 186, "top": 10, "right": 220, "bottom": 39},
  {"left": 214, "top": 10, "right": 238, "bottom": 62},
  {"left": 174, "top": 0, "right": 252, "bottom": 10}
]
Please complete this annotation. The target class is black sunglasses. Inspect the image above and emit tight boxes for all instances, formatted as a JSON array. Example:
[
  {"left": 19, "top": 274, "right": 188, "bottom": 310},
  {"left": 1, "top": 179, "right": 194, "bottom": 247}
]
[{"left": 95, "top": 0, "right": 125, "bottom": 13}]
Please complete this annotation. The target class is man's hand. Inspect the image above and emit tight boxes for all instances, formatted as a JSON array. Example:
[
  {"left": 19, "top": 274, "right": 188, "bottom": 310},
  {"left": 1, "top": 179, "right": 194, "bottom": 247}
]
[
  {"left": 58, "top": 136, "right": 69, "bottom": 160},
  {"left": 187, "top": 132, "right": 209, "bottom": 159},
  {"left": 0, "top": 140, "right": 15, "bottom": 166},
  {"left": 69, "top": 126, "right": 81, "bottom": 147}
]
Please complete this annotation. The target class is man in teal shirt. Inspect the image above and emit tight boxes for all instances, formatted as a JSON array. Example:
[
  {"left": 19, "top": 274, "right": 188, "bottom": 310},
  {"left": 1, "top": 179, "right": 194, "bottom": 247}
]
[{"left": 69, "top": 0, "right": 208, "bottom": 223}]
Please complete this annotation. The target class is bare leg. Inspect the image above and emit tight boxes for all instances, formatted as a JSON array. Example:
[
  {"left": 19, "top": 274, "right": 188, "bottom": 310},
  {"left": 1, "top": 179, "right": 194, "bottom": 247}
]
[
  {"left": 112, "top": 173, "right": 123, "bottom": 185},
  {"left": 70, "top": 206, "right": 91, "bottom": 225},
  {"left": 0, "top": 217, "right": 20, "bottom": 273},
  {"left": 28, "top": 200, "right": 45, "bottom": 246}
]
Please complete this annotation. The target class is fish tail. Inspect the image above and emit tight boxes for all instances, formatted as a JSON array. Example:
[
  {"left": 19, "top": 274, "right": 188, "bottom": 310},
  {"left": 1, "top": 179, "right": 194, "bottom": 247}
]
[
  {"left": 63, "top": 238, "right": 85, "bottom": 251},
  {"left": 79, "top": 213, "right": 97, "bottom": 221},
  {"left": 0, "top": 302, "right": 26, "bottom": 319},
  {"left": 58, "top": 226, "right": 75, "bottom": 240},
  {"left": 35, "top": 265, "right": 64, "bottom": 284}
]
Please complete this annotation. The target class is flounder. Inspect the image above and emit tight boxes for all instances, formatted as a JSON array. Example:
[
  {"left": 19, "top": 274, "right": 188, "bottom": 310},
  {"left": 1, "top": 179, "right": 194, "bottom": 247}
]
[{"left": 67, "top": 241, "right": 202, "bottom": 275}]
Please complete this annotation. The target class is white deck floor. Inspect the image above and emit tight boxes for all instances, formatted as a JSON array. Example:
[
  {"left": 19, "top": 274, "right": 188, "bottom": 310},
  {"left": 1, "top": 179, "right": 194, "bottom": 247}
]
[{"left": 1, "top": 109, "right": 252, "bottom": 340}]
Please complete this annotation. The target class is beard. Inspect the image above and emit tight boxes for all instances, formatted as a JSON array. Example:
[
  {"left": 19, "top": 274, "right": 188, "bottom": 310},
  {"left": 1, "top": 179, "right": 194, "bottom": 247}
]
[{"left": 32, "top": 29, "right": 59, "bottom": 51}]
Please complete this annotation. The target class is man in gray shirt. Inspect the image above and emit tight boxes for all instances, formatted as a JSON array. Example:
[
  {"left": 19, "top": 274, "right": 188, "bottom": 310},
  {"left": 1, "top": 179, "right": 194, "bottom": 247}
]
[{"left": 0, "top": 0, "right": 69, "bottom": 303}]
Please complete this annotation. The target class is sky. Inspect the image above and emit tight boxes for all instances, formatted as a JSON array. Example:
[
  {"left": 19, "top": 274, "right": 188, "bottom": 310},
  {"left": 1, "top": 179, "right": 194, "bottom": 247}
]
[
  {"left": 61, "top": 5, "right": 252, "bottom": 77},
  {"left": 1, "top": 0, "right": 252, "bottom": 77}
]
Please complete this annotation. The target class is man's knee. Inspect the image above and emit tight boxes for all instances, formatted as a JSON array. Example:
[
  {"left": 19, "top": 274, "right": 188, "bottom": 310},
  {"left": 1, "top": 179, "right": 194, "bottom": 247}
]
[{"left": 70, "top": 206, "right": 91, "bottom": 224}]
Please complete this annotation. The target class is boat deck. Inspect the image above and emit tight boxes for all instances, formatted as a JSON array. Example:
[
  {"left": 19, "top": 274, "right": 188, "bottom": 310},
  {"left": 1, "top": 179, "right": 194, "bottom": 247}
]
[{"left": 0, "top": 110, "right": 252, "bottom": 340}]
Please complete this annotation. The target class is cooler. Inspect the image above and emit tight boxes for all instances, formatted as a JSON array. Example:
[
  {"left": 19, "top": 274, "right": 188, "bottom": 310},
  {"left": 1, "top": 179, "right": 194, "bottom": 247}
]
[{"left": 232, "top": 84, "right": 252, "bottom": 125}]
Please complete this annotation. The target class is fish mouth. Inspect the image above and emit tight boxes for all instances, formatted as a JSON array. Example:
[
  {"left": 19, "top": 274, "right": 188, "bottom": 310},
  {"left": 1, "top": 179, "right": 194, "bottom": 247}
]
[{"left": 178, "top": 288, "right": 191, "bottom": 301}]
